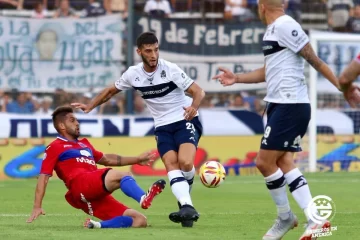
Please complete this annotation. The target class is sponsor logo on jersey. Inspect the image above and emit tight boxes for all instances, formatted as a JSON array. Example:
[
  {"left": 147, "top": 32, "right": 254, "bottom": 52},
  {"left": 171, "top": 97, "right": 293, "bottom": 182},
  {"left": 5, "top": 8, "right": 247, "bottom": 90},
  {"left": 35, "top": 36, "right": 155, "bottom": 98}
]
[
  {"left": 147, "top": 77, "right": 154, "bottom": 84},
  {"left": 292, "top": 30, "right": 298, "bottom": 37},
  {"left": 80, "top": 150, "right": 91, "bottom": 157},
  {"left": 135, "top": 77, "right": 140, "bottom": 81}
]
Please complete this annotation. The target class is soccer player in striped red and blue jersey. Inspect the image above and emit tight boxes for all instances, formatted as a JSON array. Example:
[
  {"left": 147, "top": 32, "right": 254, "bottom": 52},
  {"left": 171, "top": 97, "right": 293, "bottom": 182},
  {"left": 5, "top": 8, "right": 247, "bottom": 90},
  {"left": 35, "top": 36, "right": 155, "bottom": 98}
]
[{"left": 27, "top": 106, "right": 166, "bottom": 229}]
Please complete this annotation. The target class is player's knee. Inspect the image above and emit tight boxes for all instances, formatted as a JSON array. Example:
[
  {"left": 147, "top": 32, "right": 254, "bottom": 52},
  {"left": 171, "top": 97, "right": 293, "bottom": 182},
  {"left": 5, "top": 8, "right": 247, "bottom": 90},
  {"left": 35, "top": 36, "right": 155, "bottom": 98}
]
[
  {"left": 179, "top": 159, "right": 193, "bottom": 171},
  {"left": 255, "top": 156, "right": 267, "bottom": 172},
  {"left": 162, "top": 151, "right": 179, "bottom": 171},
  {"left": 132, "top": 215, "right": 147, "bottom": 228}
]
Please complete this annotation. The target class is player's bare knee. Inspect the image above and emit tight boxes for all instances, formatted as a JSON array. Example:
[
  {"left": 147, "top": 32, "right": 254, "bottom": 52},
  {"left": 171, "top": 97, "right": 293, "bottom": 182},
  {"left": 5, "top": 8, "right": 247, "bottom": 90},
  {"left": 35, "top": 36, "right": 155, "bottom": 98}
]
[
  {"left": 162, "top": 151, "right": 179, "bottom": 171},
  {"left": 132, "top": 215, "right": 147, "bottom": 228},
  {"left": 255, "top": 157, "right": 267, "bottom": 172},
  {"left": 179, "top": 159, "right": 193, "bottom": 172}
]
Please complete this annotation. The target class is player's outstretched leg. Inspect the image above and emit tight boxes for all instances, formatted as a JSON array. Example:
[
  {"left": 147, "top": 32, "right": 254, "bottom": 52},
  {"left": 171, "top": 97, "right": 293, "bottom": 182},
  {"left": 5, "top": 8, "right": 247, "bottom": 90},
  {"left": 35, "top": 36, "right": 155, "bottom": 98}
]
[
  {"left": 84, "top": 209, "right": 148, "bottom": 229},
  {"left": 104, "top": 170, "right": 166, "bottom": 209},
  {"left": 278, "top": 153, "right": 330, "bottom": 240},
  {"left": 256, "top": 150, "right": 298, "bottom": 240}
]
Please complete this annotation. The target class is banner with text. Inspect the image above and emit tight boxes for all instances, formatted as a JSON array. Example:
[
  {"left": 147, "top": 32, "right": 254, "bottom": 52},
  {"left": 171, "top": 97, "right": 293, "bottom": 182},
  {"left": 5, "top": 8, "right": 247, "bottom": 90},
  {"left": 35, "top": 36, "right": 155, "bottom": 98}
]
[
  {"left": 135, "top": 15, "right": 267, "bottom": 92},
  {"left": 0, "top": 15, "right": 124, "bottom": 93},
  {"left": 1, "top": 136, "right": 360, "bottom": 179},
  {"left": 1, "top": 109, "right": 360, "bottom": 138}
]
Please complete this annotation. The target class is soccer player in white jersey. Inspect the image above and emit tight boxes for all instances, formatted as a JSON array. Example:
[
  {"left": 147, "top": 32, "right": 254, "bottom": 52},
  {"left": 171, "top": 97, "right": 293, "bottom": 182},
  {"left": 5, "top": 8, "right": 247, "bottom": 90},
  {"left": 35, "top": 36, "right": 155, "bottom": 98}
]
[
  {"left": 213, "top": 0, "right": 359, "bottom": 239},
  {"left": 72, "top": 32, "right": 205, "bottom": 228}
]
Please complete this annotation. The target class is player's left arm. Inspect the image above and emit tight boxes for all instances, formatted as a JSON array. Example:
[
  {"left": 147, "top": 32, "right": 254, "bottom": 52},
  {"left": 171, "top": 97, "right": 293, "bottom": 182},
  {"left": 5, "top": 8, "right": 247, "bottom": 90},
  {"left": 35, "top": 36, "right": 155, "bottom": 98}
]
[
  {"left": 299, "top": 43, "right": 341, "bottom": 91},
  {"left": 97, "top": 152, "right": 155, "bottom": 167},
  {"left": 185, "top": 82, "right": 206, "bottom": 120},
  {"left": 171, "top": 63, "right": 205, "bottom": 121}
]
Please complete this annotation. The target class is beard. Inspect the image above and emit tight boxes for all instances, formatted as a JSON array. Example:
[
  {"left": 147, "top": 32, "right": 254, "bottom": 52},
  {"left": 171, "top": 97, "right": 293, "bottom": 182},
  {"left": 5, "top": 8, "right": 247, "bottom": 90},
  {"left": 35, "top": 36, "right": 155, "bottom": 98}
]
[
  {"left": 141, "top": 54, "right": 158, "bottom": 69},
  {"left": 67, "top": 128, "right": 80, "bottom": 139}
]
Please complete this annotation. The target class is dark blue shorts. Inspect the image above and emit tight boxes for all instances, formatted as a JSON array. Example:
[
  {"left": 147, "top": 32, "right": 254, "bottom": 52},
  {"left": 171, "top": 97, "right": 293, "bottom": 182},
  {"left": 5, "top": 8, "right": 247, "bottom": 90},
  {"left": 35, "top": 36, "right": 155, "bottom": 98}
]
[
  {"left": 260, "top": 103, "right": 311, "bottom": 152},
  {"left": 154, "top": 117, "right": 203, "bottom": 158}
]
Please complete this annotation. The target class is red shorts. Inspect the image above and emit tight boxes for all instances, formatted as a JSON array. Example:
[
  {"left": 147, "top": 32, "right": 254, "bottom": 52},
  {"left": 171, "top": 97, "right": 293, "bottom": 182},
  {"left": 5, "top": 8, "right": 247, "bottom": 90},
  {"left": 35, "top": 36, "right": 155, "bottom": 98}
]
[{"left": 65, "top": 168, "right": 129, "bottom": 220}]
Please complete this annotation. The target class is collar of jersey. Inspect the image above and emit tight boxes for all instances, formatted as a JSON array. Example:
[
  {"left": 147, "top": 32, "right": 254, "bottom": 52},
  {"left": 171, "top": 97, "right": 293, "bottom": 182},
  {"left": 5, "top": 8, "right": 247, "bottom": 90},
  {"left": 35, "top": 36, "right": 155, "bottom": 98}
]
[{"left": 57, "top": 135, "right": 78, "bottom": 143}]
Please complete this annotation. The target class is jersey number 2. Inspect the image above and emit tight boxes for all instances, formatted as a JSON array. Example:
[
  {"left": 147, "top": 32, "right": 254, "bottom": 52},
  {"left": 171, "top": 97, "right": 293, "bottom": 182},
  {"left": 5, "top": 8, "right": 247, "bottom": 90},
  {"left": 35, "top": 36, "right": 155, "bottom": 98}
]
[{"left": 186, "top": 122, "right": 196, "bottom": 135}]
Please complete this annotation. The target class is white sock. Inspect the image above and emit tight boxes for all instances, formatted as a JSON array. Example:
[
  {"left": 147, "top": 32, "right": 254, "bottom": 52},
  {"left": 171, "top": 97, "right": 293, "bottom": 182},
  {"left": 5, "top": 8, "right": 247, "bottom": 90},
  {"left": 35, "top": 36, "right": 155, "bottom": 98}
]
[
  {"left": 91, "top": 219, "right": 101, "bottom": 228},
  {"left": 284, "top": 168, "right": 313, "bottom": 221},
  {"left": 265, "top": 168, "right": 291, "bottom": 220},
  {"left": 168, "top": 170, "right": 193, "bottom": 206},
  {"left": 181, "top": 166, "right": 195, "bottom": 192}
]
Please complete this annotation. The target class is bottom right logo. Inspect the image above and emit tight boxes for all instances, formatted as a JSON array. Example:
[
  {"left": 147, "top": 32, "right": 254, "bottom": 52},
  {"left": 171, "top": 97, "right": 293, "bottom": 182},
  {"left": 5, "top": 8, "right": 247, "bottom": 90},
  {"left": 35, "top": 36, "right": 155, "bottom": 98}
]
[{"left": 306, "top": 195, "right": 337, "bottom": 238}]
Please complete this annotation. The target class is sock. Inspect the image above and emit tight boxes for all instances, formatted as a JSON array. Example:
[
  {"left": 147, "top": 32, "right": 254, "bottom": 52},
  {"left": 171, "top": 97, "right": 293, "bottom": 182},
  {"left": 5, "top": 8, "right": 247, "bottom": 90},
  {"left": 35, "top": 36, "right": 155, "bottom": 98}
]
[
  {"left": 181, "top": 166, "right": 195, "bottom": 192},
  {"left": 265, "top": 168, "right": 291, "bottom": 220},
  {"left": 120, "top": 176, "right": 145, "bottom": 203},
  {"left": 168, "top": 169, "right": 193, "bottom": 206},
  {"left": 284, "top": 168, "right": 313, "bottom": 221},
  {"left": 99, "top": 216, "right": 133, "bottom": 228}
]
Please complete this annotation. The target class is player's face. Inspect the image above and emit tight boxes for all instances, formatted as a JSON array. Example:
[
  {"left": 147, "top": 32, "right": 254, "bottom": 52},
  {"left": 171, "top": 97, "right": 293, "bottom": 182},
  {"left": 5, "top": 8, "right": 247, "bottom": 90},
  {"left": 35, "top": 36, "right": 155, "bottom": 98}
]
[
  {"left": 137, "top": 43, "right": 159, "bottom": 69},
  {"left": 64, "top": 113, "right": 80, "bottom": 138}
]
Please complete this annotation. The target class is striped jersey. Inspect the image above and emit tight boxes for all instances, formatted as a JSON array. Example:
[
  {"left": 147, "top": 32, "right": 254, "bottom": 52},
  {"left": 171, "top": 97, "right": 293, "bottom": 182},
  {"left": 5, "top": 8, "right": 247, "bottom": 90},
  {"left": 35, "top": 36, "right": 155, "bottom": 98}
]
[
  {"left": 262, "top": 15, "right": 310, "bottom": 104},
  {"left": 114, "top": 59, "right": 195, "bottom": 127}
]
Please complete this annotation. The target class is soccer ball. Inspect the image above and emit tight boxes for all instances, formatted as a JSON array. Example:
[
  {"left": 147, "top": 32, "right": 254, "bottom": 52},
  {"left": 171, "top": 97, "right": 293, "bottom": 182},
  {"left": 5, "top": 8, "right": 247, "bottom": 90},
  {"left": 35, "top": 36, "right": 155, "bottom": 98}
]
[{"left": 199, "top": 161, "right": 226, "bottom": 188}]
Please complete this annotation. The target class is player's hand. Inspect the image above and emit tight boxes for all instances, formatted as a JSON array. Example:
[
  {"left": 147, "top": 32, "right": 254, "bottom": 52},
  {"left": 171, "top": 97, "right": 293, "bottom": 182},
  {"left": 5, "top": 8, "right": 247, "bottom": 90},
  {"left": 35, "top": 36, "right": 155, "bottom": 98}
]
[
  {"left": 137, "top": 151, "right": 156, "bottom": 166},
  {"left": 183, "top": 106, "right": 197, "bottom": 121},
  {"left": 212, "top": 67, "right": 236, "bottom": 86},
  {"left": 343, "top": 83, "right": 360, "bottom": 108},
  {"left": 71, "top": 102, "right": 91, "bottom": 113},
  {"left": 27, "top": 207, "right": 45, "bottom": 223}
]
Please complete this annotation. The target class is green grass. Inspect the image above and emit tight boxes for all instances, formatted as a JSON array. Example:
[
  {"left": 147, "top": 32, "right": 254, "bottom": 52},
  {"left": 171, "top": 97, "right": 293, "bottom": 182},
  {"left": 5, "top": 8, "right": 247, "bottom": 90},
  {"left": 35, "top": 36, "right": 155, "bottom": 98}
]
[{"left": 1, "top": 172, "right": 359, "bottom": 240}]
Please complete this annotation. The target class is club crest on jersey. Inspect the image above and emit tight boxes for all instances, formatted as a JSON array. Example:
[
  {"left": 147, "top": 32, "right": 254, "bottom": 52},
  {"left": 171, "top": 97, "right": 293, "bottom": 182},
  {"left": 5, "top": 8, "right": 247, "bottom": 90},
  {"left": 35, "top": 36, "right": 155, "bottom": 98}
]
[
  {"left": 80, "top": 150, "right": 91, "bottom": 157},
  {"left": 161, "top": 70, "right": 166, "bottom": 79}
]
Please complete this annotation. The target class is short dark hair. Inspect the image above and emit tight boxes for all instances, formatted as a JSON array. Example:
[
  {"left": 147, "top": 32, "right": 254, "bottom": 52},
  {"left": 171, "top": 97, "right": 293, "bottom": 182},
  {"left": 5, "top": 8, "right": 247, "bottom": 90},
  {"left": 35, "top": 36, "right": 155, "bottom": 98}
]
[
  {"left": 52, "top": 106, "right": 73, "bottom": 133},
  {"left": 136, "top": 32, "right": 158, "bottom": 48}
]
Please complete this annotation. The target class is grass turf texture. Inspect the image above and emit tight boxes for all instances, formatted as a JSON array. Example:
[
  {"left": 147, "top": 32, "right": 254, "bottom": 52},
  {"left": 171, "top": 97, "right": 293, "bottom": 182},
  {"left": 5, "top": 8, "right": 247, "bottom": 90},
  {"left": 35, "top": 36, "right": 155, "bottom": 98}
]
[{"left": 0, "top": 172, "right": 359, "bottom": 240}]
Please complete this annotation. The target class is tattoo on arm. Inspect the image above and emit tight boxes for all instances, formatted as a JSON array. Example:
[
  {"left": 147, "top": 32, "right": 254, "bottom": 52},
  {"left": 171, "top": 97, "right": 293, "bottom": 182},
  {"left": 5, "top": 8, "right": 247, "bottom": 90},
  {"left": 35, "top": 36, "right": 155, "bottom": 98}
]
[
  {"left": 116, "top": 155, "right": 122, "bottom": 166},
  {"left": 299, "top": 43, "right": 324, "bottom": 70}
]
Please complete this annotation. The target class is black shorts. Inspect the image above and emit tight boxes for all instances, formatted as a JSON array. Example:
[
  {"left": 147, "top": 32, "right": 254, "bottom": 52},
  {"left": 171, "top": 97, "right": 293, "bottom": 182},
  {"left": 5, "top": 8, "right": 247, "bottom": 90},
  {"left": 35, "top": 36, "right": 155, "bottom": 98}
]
[
  {"left": 260, "top": 103, "right": 311, "bottom": 152},
  {"left": 154, "top": 117, "right": 203, "bottom": 158}
]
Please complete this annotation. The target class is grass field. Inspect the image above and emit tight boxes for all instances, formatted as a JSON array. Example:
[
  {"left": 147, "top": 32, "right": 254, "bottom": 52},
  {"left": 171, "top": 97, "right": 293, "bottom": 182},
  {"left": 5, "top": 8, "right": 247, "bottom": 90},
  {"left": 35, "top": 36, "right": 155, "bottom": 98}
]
[{"left": 1, "top": 172, "right": 359, "bottom": 240}]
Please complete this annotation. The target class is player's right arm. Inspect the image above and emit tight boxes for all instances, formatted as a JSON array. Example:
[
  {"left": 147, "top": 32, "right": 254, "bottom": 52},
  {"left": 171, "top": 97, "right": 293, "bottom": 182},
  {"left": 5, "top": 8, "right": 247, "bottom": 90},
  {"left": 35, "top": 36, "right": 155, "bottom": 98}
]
[
  {"left": 212, "top": 66, "right": 265, "bottom": 87},
  {"left": 72, "top": 70, "right": 133, "bottom": 113},
  {"left": 71, "top": 85, "right": 120, "bottom": 113},
  {"left": 339, "top": 56, "right": 360, "bottom": 88},
  {"left": 27, "top": 145, "right": 58, "bottom": 223},
  {"left": 338, "top": 56, "right": 360, "bottom": 107}
]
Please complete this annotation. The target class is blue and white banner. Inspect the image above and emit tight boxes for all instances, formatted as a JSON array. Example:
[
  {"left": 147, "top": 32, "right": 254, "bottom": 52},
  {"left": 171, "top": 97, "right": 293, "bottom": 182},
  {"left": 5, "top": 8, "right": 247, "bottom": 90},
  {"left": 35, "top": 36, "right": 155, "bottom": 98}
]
[
  {"left": 0, "top": 15, "right": 124, "bottom": 93},
  {"left": 0, "top": 109, "right": 359, "bottom": 138}
]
